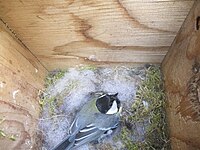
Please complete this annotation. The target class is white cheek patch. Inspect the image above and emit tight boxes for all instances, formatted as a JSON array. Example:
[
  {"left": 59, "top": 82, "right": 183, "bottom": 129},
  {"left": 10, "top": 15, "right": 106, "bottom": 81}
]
[{"left": 106, "top": 101, "right": 118, "bottom": 114}]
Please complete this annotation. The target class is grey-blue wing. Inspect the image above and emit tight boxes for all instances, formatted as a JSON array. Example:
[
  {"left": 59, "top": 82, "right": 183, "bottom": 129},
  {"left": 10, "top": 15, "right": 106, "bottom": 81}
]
[
  {"left": 94, "top": 113, "right": 120, "bottom": 130},
  {"left": 51, "top": 135, "right": 74, "bottom": 150},
  {"left": 70, "top": 113, "right": 119, "bottom": 149},
  {"left": 51, "top": 125, "right": 102, "bottom": 150},
  {"left": 72, "top": 125, "right": 105, "bottom": 149},
  {"left": 66, "top": 110, "right": 120, "bottom": 149}
]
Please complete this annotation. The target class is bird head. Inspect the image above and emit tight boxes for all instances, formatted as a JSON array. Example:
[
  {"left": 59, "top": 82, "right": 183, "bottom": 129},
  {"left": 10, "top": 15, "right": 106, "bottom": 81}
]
[{"left": 96, "top": 93, "right": 121, "bottom": 114}]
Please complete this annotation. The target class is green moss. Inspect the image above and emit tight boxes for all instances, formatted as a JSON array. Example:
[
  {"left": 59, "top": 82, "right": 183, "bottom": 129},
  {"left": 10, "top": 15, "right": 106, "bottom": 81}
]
[
  {"left": 0, "top": 118, "right": 5, "bottom": 125},
  {"left": 95, "top": 143, "right": 114, "bottom": 150},
  {"left": 40, "top": 73, "right": 79, "bottom": 116},
  {"left": 0, "top": 130, "right": 6, "bottom": 137},
  {"left": 0, "top": 130, "right": 17, "bottom": 141},
  {"left": 0, "top": 119, "right": 17, "bottom": 141},
  {"left": 120, "top": 65, "right": 170, "bottom": 150},
  {"left": 39, "top": 69, "right": 68, "bottom": 115},
  {"left": 39, "top": 96, "right": 63, "bottom": 115},
  {"left": 8, "top": 135, "right": 16, "bottom": 141},
  {"left": 45, "top": 69, "right": 66, "bottom": 88},
  {"left": 79, "top": 65, "right": 97, "bottom": 71}
]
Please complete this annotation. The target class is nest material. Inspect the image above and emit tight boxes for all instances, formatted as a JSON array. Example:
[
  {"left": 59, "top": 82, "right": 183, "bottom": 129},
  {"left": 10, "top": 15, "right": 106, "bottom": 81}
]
[
  {"left": 177, "top": 61, "right": 200, "bottom": 121},
  {"left": 119, "top": 65, "right": 170, "bottom": 150}
]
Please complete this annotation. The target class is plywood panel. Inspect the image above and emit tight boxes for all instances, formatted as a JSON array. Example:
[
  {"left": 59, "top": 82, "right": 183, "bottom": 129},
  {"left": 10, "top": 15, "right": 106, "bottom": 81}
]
[
  {"left": 162, "top": 1, "right": 200, "bottom": 149},
  {"left": 0, "top": 0, "right": 194, "bottom": 70},
  {"left": 0, "top": 21, "right": 47, "bottom": 149}
]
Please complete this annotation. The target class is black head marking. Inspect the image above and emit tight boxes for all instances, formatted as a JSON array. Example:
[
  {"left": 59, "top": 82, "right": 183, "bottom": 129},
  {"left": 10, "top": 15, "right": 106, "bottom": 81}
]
[
  {"left": 96, "top": 95, "right": 110, "bottom": 114},
  {"left": 96, "top": 93, "right": 120, "bottom": 114},
  {"left": 109, "top": 93, "right": 121, "bottom": 110}
]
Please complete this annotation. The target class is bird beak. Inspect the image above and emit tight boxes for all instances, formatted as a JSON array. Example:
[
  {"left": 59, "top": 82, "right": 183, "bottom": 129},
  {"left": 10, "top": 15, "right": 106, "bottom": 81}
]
[
  {"left": 118, "top": 106, "right": 122, "bottom": 114},
  {"left": 114, "top": 93, "right": 118, "bottom": 96}
]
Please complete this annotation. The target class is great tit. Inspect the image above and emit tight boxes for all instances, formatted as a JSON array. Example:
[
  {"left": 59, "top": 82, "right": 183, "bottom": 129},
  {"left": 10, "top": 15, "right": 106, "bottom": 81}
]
[{"left": 52, "top": 92, "right": 122, "bottom": 150}]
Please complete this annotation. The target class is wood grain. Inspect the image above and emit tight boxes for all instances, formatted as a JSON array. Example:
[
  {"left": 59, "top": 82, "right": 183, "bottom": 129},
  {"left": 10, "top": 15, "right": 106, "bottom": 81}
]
[
  {"left": 0, "top": 0, "right": 194, "bottom": 70},
  {"left": 162, "top": 1, "right": 200, "bottom": 149},
  {"left": 0, "top": 20, "right": 47, "bottom": 149}
]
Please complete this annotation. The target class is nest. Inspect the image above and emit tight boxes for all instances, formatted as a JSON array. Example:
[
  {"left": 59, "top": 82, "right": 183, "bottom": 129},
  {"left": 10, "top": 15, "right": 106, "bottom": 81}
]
[{"left": 177, "top": 61, "right": 200, "bottom": 121}]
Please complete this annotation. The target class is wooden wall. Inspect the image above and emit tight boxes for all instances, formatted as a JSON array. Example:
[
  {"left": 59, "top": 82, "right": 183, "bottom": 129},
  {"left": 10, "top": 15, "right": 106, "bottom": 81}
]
[
  {"left": 0, "top": 21, "right": 47, "bottom": 149},
  {"left": 0, "top": 0, "right": 199, "bottom": 149},
  {"left": 0, "top": 0, "right": 194, "bottom": 70},
  {"left": 162, "top": 1, "right": 200, "bottom": 149}
]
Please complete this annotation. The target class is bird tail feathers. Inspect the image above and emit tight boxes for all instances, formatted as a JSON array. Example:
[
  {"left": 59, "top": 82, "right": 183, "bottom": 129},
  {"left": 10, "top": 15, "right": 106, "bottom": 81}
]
[{"left": 51, "top": 135, "right": 74, "bottom": 150}]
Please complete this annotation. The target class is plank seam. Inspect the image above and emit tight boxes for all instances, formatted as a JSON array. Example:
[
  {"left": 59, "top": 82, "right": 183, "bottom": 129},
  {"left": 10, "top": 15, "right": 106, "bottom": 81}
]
[{"left": 0, "top": 18, "right": 49, "bottom": 72}]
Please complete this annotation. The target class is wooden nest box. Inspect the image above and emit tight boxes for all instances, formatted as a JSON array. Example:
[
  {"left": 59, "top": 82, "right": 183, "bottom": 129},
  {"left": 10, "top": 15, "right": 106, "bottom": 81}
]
[{"left": 0, "top": 0, "right": 200, "bottom": 149}]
